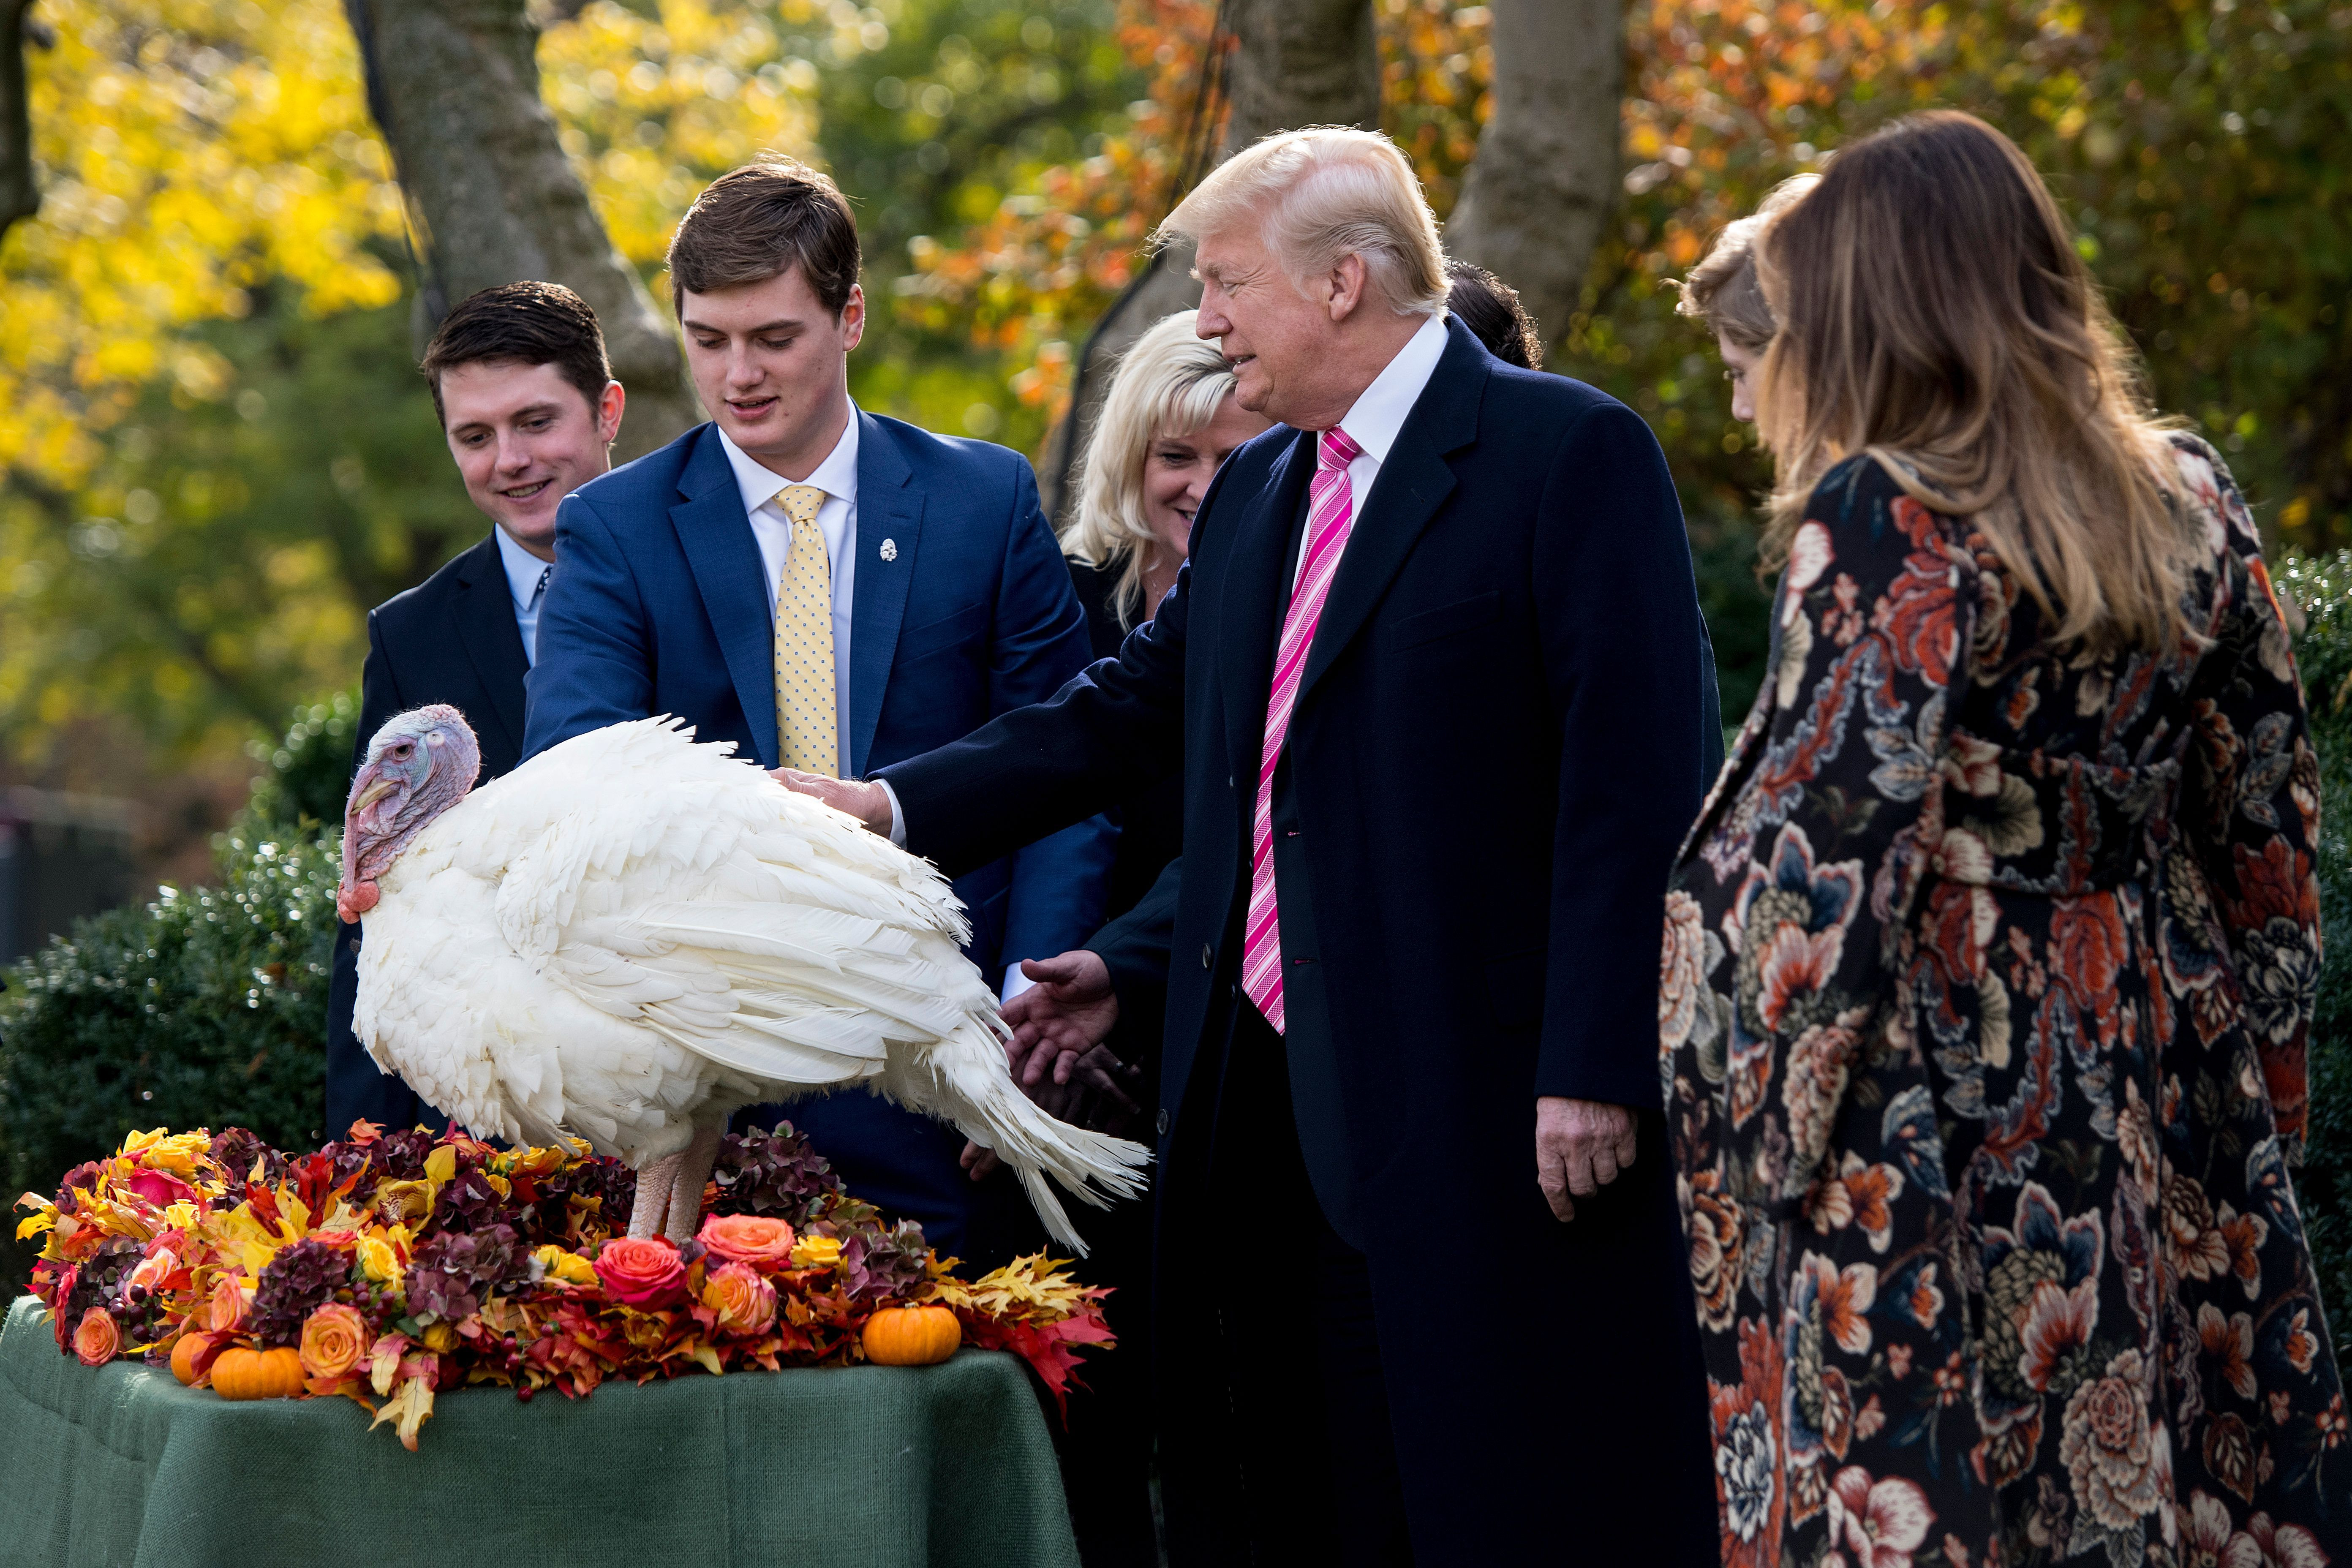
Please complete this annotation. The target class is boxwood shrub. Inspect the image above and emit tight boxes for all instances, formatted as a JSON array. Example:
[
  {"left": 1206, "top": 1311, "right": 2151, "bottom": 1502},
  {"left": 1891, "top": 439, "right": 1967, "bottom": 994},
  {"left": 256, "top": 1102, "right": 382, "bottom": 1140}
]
[{"left": 0, "top": 694, "right": 354, "bottom": 1285}]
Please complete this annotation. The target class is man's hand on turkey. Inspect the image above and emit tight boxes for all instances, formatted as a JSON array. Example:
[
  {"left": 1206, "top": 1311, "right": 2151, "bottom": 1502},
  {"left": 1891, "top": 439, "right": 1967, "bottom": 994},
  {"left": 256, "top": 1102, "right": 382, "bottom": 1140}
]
[
  {"left": 963, "top": 951, "right": 1134, "bottom": 1179},
  {"left": 1535, "top": 1096, "right": 1638, "bottom": 1222},
  {"left": 335, "top": 707, "right": 1148, "bottom": 1253},
  {"left": 770, "top": 768, "right": 893, "bottom": 835}
]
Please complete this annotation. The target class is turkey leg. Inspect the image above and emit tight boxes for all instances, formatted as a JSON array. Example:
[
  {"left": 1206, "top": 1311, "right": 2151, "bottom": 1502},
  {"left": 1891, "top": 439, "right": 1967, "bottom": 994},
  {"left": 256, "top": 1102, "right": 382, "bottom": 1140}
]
[
  {"left": 662, "top": 1113, "right": 728, "bottom": 1244},
  {"left": 628, "top": 1152, "right": 681, "bottom": 1241}
]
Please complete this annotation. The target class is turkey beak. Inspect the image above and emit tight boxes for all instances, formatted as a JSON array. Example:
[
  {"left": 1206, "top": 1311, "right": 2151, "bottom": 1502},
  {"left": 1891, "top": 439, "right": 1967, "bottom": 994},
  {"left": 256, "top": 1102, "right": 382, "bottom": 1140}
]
[{"left": 350, "top": 776, "right": 394, "bottom": 816}]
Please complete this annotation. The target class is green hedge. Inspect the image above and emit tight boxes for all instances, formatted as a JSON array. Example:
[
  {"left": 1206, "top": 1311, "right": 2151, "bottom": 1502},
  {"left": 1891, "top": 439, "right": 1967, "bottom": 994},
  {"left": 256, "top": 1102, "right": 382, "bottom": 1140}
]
[
  {"left": 2277, "top": 555, "right": 2352, "bottom": 1323},
  {"left": 0, "top": 694, "right": 359, "bottom": 1285}
]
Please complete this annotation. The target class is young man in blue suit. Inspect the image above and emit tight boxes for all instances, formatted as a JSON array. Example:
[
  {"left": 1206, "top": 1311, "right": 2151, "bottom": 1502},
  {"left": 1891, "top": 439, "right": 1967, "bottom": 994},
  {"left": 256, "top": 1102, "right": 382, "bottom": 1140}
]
[{"left": 522, "top": 157, "right": 1112, "bottom": 1262}]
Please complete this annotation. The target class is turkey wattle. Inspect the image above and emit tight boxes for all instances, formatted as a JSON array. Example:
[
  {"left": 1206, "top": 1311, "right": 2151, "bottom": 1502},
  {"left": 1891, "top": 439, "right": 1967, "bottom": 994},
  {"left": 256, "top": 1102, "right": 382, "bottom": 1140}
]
[{"left": 334, "top": 705, "right": 1148, "bottom": 1250}]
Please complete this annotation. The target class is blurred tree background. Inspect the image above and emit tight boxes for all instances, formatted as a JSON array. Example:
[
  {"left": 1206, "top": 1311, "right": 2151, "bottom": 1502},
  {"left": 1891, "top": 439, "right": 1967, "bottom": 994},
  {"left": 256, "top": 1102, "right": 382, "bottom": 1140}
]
[{"left": 1, "top": 0, "right": 2347, "bottom": 871}]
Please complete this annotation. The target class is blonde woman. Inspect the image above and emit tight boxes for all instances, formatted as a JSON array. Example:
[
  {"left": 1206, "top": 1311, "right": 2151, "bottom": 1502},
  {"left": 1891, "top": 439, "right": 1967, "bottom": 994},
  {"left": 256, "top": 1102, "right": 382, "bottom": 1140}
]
[
  {"left": 1059, "top": 308, "right": 1269, "bottom": 916},
  {"left": 1676, "top": 174, "right": 1816, "bottom": 422},
  {"left": 1661, "top": 111, "right": 2347, "bottom": 1563}
]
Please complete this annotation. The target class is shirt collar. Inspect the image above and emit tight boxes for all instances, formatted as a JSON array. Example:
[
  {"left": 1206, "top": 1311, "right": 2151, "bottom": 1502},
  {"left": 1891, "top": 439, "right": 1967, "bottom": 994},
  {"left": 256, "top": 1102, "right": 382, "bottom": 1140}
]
[
  {"left": 718, "top": 404, "right": 862, "bottom": 517},
  {"left": 491, "top": 524, "right": 552, "bottom": 610},
  {"left": 1334, "top": 311, "right": 1451, "bottom": 464}
]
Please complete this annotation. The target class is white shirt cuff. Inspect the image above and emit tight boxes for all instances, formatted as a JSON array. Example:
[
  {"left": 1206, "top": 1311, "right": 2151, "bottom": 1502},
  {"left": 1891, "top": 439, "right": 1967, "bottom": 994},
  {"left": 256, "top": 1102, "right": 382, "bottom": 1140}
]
[
  {"left": 1001, "top": 966, "right": 1038, "bottom": 1005},
  {"left": 875, "top": 777, "right": 907, "bottom": 847}
]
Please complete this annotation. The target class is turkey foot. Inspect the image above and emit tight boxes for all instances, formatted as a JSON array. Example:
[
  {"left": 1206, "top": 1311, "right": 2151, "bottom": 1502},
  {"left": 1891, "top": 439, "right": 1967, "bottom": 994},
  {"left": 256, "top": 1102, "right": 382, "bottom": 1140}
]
[
  {"left": 662, "top": 1116, "right": 728, "bottom": 1244},
  {"left": 628, "top": 1152, "right": 682, "bottom": 1241}
]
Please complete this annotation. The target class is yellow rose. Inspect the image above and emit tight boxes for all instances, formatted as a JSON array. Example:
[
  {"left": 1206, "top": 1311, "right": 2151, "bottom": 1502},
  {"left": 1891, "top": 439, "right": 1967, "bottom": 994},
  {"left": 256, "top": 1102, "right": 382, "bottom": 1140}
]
[
  {"left": 533, "top": 1245, "right": 598, "bottom": 1287},
  {"left": 356, "top": 1234, "right": 401, "bottom": 1284},
  {"left": 422, "top": 1322, "right": 456, "bottom": 1354},
  {"left": 789, "top": 1234, "right": 843, "bottom": 1271}
]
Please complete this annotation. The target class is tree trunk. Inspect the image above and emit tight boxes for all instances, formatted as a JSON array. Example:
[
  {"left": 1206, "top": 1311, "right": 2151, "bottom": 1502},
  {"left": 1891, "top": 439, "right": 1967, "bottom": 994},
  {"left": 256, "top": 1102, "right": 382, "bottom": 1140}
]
[
  {"left": 0, "top": 0, "right": 42, "bottom": 240},
  {"left": 342, "top": 0, "right": 699, "bottom": 461},
  {"left": 1042, "top": 0, "right": 1379, "bottom": 521},
  {"left": 1441, "top": 0, "right": 1623, "bottom": 361},
  {"left": 1221, "top": 0, "right": 1381, "bottom": 149}
]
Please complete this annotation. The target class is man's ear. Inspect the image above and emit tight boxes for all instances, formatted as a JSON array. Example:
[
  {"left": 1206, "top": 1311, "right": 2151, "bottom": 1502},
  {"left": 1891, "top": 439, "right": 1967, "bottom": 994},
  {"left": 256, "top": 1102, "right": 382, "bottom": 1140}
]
[
  {"left": 839, "top": 283, "right": 868, "bottom": 353},
  {"left": 596, "top": 380, "right": 626, "bottom": 447},
  {"left": 1325, "top": 253, "right": 1370, "bottom": 324}
]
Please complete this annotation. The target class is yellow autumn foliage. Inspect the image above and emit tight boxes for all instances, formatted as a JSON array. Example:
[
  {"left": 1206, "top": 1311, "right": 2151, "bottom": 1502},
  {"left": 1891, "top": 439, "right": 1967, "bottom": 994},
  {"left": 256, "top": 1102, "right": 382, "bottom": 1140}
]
[
  {"left": 1, "top": 0, "right": 404, "bottom": 489},
  {"left": 0, "top": 0, "right": 833, "bottom": 493}
]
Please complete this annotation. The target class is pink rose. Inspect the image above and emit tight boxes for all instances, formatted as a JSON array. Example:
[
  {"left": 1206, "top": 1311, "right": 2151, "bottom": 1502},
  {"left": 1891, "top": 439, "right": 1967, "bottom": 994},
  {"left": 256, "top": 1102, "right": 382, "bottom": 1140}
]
[
  {"left": 127, "top": 1247, "right": 174, "bottom": 1296},
  {"left": 208, "top": 1275, "right": 250, "bottom": 1333},
  {"left": 701, "top": 1262, "right": 779, "bottom": 1335},
  {"left": 73, "top": 1307, "right": 120, "bottom": 1367},
  {"left": 593, "top": 1236, "right": 688, "bottom": 1308},
  {"left": 123, "top": 1169, "right": 196, "bottom": 1209},
  {"left": 697, "top": 1214, "right": 797, "bottom": 1272}
]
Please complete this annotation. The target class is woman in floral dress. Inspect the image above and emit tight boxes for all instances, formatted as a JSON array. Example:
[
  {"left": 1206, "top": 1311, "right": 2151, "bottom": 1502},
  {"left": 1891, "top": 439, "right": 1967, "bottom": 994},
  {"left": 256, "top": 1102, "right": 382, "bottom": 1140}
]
[{"left": 1662, "top": 111, "right": 2349, "bottom": 1566}]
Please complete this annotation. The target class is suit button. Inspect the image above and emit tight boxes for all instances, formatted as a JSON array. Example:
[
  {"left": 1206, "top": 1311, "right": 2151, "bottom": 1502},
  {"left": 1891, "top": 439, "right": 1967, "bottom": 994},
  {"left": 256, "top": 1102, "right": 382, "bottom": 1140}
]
[
  {"left": 1200, "top": 943, "right": 1213, "bottom": 969},
  {"left": 1156, "top": 1108, "right": 1171, "bottom": 1138}
]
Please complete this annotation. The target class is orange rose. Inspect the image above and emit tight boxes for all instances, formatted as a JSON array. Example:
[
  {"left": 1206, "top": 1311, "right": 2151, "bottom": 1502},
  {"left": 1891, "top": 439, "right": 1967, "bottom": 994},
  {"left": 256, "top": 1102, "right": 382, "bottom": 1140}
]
[
  {"left": 299, "top": 1303, "right": 370, "bottom": 1380},
  {"left": 701, "top": 1261, "right": 779, "bottom": 1335},
  {"left": 207, "top": 1274, "right": 250, "bottom": 1334},
  {"left": 73, "top": 1307, "right": 120, "bottom": 1367},
  {"left": 697, "top": 1214, "right": 796, "bottom": 1272}
]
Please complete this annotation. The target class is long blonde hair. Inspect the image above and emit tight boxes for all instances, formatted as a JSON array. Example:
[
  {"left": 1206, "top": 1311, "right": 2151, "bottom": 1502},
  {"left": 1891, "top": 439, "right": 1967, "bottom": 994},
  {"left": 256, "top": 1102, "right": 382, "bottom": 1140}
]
[
  {"left": 1755, "top": 111, "right": 2192, "bottom": 652},
  {"left": 1063, "top": 310, "right": 1239, "bottom": 628}
]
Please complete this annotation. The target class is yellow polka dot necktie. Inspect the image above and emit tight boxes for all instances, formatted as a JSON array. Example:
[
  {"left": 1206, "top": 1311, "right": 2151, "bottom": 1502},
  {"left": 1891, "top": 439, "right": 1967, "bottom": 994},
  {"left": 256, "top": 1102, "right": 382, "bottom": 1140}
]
[{"left": 771, "top": 483, "right": 838, "bottom": 775}]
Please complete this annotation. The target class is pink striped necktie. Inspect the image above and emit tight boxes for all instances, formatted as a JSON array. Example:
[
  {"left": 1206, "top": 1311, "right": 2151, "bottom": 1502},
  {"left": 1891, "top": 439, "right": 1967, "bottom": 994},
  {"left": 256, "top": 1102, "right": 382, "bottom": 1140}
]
[{"left": 1240, "top": 425, "right": 1363, "bottom": 1034}]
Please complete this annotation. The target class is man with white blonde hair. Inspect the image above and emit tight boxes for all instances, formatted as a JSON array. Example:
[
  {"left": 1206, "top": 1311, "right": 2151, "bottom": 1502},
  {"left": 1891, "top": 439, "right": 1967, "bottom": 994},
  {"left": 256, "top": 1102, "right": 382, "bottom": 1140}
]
[{"left": 781, "top": 126, "right": 1720, "bottom": 1564}]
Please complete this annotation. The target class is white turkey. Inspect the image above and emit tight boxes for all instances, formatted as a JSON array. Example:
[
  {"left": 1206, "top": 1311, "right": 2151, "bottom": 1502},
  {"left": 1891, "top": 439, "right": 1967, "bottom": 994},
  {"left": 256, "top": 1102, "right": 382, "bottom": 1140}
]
[{"left": 333, "top": 705, "right": 1149, "bottom": 1251}]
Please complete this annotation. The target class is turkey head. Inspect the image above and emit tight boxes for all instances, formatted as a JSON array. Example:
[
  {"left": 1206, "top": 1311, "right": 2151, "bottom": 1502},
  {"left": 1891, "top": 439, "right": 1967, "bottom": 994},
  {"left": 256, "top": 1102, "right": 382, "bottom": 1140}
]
[{"left": 338, "top": 705, "right": 482, "bottom": 924}]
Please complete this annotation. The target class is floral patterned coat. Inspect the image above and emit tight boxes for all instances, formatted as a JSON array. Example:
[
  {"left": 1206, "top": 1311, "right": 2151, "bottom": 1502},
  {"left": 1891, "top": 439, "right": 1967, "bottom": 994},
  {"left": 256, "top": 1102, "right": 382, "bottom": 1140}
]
[{"left": 1662, "top": 437, "right": 2347, "bottom": 1568}]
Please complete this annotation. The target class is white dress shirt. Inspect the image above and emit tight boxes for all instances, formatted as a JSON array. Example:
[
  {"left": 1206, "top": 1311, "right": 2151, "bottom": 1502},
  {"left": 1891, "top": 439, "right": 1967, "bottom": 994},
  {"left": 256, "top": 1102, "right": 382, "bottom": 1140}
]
[
  {"left": 717, "top": 410, "right": 861, "bottom": 779},
  {"left": 493, "top": 525, "right": 555, "bottom": 668},
  {"left": 1299, "top": 309, "right": 1450, "bottom": 584}
]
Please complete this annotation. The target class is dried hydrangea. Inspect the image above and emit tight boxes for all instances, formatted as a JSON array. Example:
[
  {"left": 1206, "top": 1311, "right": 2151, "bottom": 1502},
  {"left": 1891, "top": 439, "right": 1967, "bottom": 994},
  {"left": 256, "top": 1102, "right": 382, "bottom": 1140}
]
[
  {"left": 251, "top": 1238, "right": 349, "bottom": 1348},
  {"left": 710, "top": 1122, "right": 841, "bottom": 1226},
  {"left": 404, "top": 1222, "right": 524, "bottom": 1322},
  {"left": 208, "top": 1127, "right": 286, "bottom": 1192}
]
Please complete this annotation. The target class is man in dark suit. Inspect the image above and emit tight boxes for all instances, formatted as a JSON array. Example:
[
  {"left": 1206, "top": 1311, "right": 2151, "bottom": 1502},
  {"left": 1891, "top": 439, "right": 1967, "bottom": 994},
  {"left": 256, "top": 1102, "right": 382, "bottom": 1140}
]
[
  {"left": 523, "top": 157, "right": 1112, "bottom": 1263},
  {"left": 325, "top": 282, "right": 626, "bottom": 1140},
  {"left": 784, "top": 129, "right": 1720, "bottom": 1565}
]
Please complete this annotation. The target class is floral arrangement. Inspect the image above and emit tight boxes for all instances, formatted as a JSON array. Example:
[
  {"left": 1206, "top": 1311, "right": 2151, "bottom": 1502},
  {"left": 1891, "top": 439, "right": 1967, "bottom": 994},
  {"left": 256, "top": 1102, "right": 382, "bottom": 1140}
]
[{"left": 14, "top": 1121, "right": 1111, "bottom": 1448}]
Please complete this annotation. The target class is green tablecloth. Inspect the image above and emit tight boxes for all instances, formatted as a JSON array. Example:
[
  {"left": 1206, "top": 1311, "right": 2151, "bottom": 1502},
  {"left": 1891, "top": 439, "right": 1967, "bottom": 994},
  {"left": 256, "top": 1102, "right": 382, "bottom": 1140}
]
[{"left": 0, "top": 1295, "right": 1079, "bottom": 1568}]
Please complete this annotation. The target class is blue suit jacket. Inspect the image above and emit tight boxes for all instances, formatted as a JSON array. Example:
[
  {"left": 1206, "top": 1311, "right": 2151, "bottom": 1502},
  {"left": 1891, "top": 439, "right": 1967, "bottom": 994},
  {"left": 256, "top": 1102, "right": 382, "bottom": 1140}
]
[{"left": 523, "top": 412, "right": 1113, "bottom": 1257}]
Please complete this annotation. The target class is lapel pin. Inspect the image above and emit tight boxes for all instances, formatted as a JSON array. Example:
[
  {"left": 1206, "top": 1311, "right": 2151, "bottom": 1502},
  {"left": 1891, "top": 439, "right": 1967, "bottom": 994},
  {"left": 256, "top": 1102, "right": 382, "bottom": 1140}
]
[{"left": 879, "top": 538, "right": 898, "bottom": 562}]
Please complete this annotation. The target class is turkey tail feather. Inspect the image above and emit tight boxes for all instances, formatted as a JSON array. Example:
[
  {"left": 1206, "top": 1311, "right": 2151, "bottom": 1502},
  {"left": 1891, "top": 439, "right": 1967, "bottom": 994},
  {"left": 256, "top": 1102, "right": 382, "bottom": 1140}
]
[{"left": 891, "top": 1021, "right": 1150, "bottom": 1258}]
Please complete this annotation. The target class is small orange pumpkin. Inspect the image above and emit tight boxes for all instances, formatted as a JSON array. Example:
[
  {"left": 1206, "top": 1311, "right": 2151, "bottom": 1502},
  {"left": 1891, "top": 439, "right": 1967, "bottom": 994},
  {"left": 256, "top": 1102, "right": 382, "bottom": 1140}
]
[
  {"left": 169, "top": 1330, "right": 221, "bottom": 1387},
  {"left": 209, "top": 1345, "right": 305, "bottom": 1400},
  {"left": 861, "top": 1305, "right": 961, "bottom": 1367}
]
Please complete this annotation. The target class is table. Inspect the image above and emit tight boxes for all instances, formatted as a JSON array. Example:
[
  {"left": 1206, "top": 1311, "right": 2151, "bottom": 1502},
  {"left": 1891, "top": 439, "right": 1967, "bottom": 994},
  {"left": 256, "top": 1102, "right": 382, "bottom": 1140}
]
[{"left": 0, "top": 1296, "right": 1079, "bottom": 1568}]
